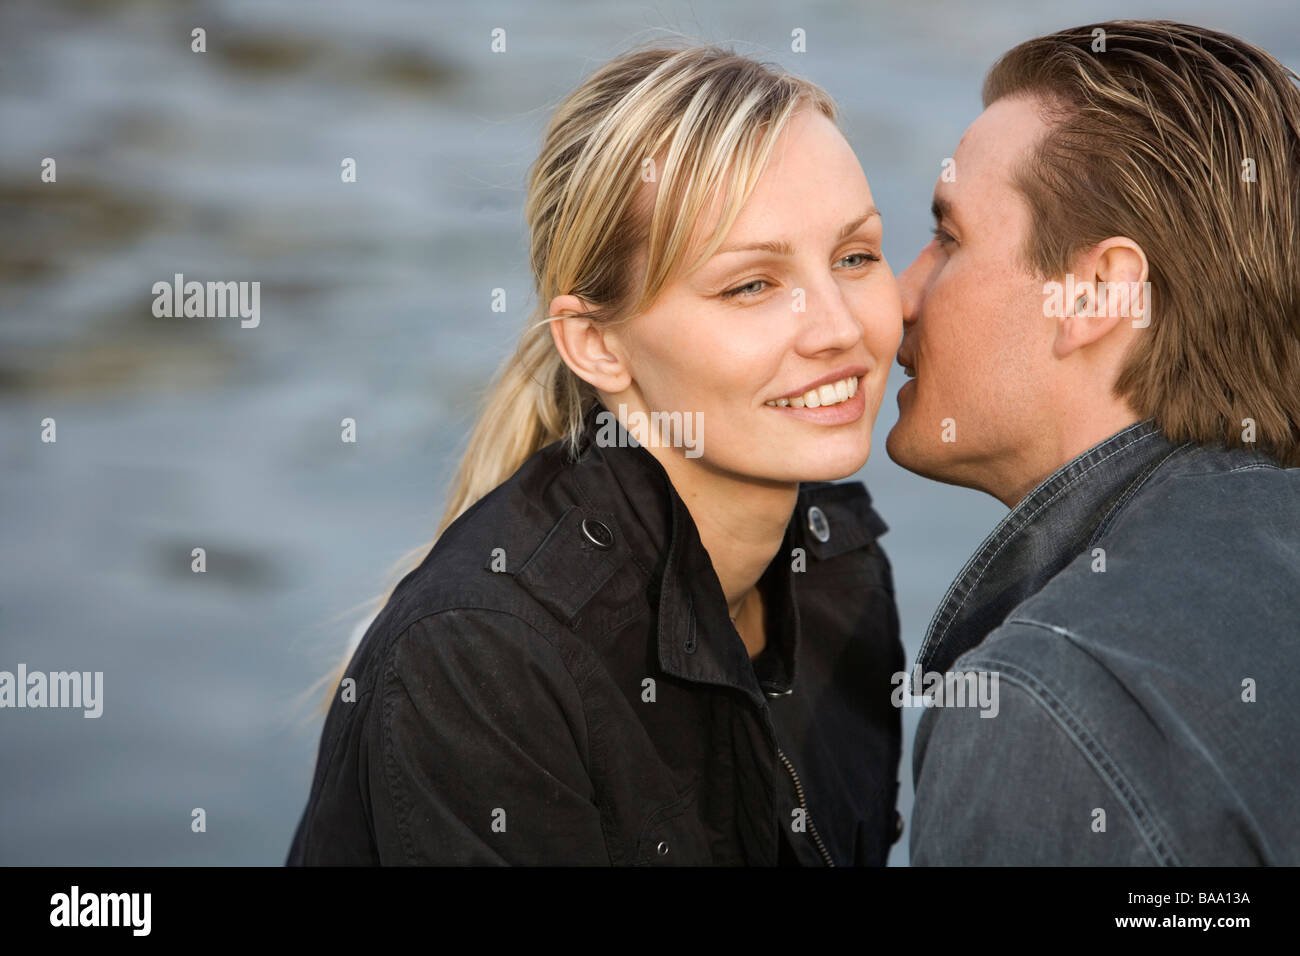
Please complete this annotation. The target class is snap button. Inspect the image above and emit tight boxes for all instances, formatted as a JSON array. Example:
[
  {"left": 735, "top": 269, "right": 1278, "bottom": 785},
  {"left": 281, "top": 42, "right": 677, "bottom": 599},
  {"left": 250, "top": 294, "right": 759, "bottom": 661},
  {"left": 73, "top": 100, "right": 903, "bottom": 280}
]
[
  {"left": 892, "top": 810, "right": 904, "bottom": 844},
  {"left": 764, "top": 687, "right": 793, "bottom": 698},
  {"left": 807, "top": 505, "right": 830, "bottom": 543},
  {"left": 580, "top": 518, "right": 614, "bottom": 549},
  {"left": 656, "top": 841, "right": 669, "bottom": 856}
]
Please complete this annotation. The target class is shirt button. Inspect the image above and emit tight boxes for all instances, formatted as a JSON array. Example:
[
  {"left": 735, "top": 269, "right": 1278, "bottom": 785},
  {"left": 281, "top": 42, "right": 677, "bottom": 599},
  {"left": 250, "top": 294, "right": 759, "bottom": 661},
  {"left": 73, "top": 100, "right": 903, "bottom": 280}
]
[
  {"left": 807, "top": 505, "right": 830, "bottom": 543},
  {"left": 581, "top": 517, "right": 614, "bottom": 549},
  {"left": 657, "top": 841, "right": 669, "bottom": 856}
]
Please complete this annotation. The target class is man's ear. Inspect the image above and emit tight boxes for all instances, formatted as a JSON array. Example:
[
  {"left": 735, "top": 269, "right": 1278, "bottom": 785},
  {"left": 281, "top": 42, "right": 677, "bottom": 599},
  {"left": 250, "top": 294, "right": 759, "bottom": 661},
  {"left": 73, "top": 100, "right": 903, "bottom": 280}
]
[
  {"left": 547, "top": 294, "right": 632, "bottom": 393},
  {"left": 1053, "top": 237, "right": 1149, "bottom": 359}
]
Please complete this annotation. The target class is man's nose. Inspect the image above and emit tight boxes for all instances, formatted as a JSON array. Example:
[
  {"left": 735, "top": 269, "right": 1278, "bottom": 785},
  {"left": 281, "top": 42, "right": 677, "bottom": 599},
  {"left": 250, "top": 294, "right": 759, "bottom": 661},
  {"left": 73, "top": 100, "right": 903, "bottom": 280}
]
[{"left": 897, "top": 245, "right": 932, "bottom": 327}]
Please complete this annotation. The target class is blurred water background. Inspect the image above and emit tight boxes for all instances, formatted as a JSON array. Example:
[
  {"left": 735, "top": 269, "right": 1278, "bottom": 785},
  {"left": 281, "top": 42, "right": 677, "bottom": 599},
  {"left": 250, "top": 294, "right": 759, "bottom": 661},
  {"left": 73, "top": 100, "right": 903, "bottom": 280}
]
[{"left": 2, "top": 0, "right": 1296, "bottom": 865}]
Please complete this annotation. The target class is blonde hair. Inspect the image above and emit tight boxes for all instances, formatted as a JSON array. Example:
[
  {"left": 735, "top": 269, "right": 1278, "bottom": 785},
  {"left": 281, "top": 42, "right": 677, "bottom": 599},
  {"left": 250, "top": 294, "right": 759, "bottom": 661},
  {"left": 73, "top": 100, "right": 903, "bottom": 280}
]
[{"left": 313, "top": 40, "right": 836, "bottom": 713}]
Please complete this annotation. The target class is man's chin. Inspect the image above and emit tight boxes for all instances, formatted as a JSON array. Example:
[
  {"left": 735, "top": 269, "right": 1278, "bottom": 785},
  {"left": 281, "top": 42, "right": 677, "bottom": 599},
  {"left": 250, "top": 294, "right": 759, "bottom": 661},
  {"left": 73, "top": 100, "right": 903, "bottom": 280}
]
[
  {"left": 887, "top": 410, "right": 1009, "bottom": 500},
  {"left": 884, "top": 421, "right": 914, "bottom": 471},
  {"left": 886, "top": 421, "right": 952, "bottom": 484}
]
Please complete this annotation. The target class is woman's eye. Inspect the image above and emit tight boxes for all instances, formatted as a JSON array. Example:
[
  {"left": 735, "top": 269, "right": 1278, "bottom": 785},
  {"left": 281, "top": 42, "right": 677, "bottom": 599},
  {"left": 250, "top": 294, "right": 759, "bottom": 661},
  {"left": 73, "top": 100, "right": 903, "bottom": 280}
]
[
  {"left": 720, "top": 253, "right": 880, "bottom": 299},
  {"left": 839, "top": 252, "right": 882, "bottom": 268},
  {"left": 720, "top": 279, "right": 767, "bottom": 299}
]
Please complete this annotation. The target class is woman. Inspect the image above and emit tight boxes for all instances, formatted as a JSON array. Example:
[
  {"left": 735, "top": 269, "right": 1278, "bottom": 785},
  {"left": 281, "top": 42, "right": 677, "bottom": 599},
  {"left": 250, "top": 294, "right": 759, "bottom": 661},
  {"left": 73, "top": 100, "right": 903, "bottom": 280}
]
[{"left": 287, "top": 41, "right": 905, "bottom": 866}]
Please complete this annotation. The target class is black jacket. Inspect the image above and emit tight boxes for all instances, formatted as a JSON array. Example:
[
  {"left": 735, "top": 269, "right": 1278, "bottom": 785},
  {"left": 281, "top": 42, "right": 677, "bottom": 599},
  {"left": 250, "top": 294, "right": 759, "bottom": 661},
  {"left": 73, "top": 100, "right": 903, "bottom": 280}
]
[{"left": 287, "top": 403, "right": 904, "bottom": 865}]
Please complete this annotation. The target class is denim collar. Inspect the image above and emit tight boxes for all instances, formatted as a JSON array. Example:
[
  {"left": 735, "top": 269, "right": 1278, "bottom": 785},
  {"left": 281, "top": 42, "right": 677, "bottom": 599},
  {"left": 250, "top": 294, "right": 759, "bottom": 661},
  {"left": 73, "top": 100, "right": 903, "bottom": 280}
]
[
  {"left": 569, "top": 402, "right": 805, "bottom": 710},
  {"left": 912, "top": 418, "right": 1188, "bottom": 683}
]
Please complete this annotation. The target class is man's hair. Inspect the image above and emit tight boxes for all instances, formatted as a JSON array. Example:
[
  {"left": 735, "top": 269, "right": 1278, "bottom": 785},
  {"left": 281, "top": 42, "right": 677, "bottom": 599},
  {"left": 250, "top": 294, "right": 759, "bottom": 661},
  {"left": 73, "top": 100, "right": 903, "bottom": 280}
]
[{"left": 984, "top": 19, "right": 1300, "bottom": 466}]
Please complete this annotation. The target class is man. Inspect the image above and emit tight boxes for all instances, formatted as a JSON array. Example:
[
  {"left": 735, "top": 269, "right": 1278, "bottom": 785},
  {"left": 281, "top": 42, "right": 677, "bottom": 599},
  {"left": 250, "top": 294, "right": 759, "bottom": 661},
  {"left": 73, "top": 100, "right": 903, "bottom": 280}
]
[{"left": 889, "top": 20, "right": 1300, "bottom": 864}]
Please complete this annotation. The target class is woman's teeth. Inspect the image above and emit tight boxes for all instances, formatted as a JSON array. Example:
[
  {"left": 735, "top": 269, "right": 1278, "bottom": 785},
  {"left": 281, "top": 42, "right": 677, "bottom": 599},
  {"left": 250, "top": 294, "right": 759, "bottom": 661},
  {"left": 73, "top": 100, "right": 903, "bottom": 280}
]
[{"left": 765, "top": 375, "right": 858, "bottom": 409}]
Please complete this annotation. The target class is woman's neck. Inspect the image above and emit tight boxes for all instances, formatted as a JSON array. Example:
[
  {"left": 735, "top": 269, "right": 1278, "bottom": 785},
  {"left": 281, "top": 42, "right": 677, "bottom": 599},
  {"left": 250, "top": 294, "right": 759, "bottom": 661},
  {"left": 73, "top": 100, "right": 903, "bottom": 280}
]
[{"left": 651, "top": 447, "right": 798, "bottom": 630}]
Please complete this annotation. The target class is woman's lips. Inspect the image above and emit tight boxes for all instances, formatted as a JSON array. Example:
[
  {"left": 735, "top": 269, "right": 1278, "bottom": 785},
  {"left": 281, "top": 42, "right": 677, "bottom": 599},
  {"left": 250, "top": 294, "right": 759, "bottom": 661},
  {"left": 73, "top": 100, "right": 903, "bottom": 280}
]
[
  {"left": 764, "top": 385, "right": 866, "bottom": 424},
  {"left": 765, "top": 374, "right": 859, "bottom": 409}
]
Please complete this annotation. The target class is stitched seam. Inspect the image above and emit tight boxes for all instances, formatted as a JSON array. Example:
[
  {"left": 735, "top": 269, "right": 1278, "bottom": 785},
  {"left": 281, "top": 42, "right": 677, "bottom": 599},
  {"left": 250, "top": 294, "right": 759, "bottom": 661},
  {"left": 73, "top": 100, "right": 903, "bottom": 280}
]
[
  {"left": 386, "top": 593, "right": 588, "bottom": 659},
  {"left": 963, "top": 645, "right": 1180, "bottom": 865},
  {"left": 961, "top": 658, "right": 1176, "bottom": 865},
  {"left": 916, "top": 423, "right": 1156, "bottom": 668},
  {"left": 1089, "top": 443, "right": 1194, "bottom": 545},
  {"left": 635, "top": 778, "right": 698, "bottom": 861},
  {"left": 380, "top": 652, "right": 419, "bottom": 864},
  {"left": 1009, "top": 617, "right": 1281, "bottom": 863},
  {"left": 918, "top": 426, "right": 1159, "bottom": 668},
  {"left": 294, "top": 679, "right": 376, "bottom": 861},
  {"left": 378, "top": 608, "right": 601, "bottom": 864}
]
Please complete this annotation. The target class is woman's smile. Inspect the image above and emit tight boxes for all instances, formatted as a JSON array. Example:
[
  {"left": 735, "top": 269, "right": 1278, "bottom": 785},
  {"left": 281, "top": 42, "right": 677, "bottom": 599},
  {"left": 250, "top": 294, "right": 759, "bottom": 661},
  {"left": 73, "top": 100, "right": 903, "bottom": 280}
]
[
  {"left": 762, "top": 364, "right": 872, "bottom": 425},
  {"left": 763, "top": 382, "right": 866, "bottom": 424},
  {"left": 764, "top": 372, "right": 860, "bottom": 408}
]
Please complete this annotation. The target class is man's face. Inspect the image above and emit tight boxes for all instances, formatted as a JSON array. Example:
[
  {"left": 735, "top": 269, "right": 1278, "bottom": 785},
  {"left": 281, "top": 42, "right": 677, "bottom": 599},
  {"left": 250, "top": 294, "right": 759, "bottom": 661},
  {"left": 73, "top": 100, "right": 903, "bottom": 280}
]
[{"left": 886, "top": 96, "right": 1061, "bottom": 503}]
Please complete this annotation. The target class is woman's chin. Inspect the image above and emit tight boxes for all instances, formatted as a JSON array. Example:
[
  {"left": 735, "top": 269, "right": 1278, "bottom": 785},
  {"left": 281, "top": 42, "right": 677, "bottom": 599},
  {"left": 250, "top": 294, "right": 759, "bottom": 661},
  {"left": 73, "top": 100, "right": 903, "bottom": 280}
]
[{"left": 784, "top": 439, "right": 872, "bottom": 482}]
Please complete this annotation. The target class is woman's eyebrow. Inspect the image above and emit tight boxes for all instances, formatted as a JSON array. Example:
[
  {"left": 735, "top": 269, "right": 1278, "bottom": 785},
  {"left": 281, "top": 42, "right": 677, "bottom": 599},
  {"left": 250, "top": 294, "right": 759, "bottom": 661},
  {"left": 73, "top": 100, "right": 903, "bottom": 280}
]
[
  {"left": 712, "top": 207, "right": 881, "bottom": 258},
  {"left": 836, "top": 206, "right": 881, "bottom": 240}
]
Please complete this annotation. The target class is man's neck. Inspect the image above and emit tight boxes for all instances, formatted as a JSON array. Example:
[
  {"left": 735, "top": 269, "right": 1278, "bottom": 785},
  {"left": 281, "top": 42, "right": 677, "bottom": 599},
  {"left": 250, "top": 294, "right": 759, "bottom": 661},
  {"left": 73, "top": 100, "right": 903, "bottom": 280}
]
[{"left": 999, "top": 405, "right": 1144, "bottom": 508}]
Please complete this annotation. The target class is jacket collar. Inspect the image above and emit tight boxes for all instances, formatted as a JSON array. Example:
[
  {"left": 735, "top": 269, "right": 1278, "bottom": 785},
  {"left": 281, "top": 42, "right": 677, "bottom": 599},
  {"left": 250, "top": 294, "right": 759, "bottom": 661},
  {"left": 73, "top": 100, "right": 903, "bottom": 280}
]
[
  {"left": 565, "top": 401, "right": 869, "bottom": 709},
  {"left": 912, "top": 418, "right": 1187, "bottom": 683}
]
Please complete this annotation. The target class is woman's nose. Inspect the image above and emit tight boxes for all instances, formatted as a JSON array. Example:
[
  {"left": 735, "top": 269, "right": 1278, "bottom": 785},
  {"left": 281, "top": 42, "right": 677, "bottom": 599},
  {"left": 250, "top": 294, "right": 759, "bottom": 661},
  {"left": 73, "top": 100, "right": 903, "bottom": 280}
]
[{"left": 800, "top": 283, "right": 865, "bottom": 354}]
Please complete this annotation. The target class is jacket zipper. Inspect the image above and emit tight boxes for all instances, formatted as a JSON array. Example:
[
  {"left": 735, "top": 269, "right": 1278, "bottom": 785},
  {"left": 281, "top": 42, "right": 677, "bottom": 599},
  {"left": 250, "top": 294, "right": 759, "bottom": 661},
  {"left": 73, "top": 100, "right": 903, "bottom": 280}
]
[{"left": 777, "top": 745, "right": 834, "bottom": 866}]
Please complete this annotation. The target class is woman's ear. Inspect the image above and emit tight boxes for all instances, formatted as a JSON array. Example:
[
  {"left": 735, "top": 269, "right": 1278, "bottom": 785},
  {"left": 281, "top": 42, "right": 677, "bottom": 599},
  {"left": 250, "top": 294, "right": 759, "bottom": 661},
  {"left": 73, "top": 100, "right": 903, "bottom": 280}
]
[{"left": 548, "top": 295, "right": 633, "bottom": 392}]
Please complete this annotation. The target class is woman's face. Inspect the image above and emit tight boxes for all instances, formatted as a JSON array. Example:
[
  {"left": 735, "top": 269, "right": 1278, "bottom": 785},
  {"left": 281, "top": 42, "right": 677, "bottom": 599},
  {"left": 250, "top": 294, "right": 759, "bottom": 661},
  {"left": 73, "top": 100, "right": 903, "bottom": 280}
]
[{"left": 609, "top": 107, "right": 902, "bottom": 486}]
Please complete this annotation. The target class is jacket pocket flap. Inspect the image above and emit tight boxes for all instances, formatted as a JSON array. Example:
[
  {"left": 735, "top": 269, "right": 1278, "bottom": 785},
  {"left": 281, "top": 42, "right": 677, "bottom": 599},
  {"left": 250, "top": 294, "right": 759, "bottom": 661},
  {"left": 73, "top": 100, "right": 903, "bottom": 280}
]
[
  {"left": 513, "top": 505, "right": 626, "bottom": 624},
  {"left": 797, "top": 481, "right": 889, "bottom": 561}
]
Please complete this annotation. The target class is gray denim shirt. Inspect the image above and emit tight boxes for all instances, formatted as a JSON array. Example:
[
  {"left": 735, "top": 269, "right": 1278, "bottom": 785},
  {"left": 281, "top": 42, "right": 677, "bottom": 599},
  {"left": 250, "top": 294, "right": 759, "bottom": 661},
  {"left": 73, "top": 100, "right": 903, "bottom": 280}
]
[{"left": 909, "top": 419, "right": 1300, "bottom": 865}]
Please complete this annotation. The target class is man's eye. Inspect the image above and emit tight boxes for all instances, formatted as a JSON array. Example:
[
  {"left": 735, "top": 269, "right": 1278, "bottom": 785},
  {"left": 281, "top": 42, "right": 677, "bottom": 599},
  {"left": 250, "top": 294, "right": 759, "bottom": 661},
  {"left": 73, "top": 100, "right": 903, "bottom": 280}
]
[
  {"left": 720, "top": 279, "right": 767, "bottom": 299},
  {"left": 931, "top": 226, "right": 956, "bottom": 247}
]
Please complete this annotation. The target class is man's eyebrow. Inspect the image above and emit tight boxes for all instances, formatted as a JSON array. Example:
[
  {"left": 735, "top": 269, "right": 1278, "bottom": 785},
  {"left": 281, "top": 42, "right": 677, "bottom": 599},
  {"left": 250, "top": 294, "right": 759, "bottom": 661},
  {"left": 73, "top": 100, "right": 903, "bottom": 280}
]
[{"left": 712, "top": 206, "right": 881, "bottom": 258}]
